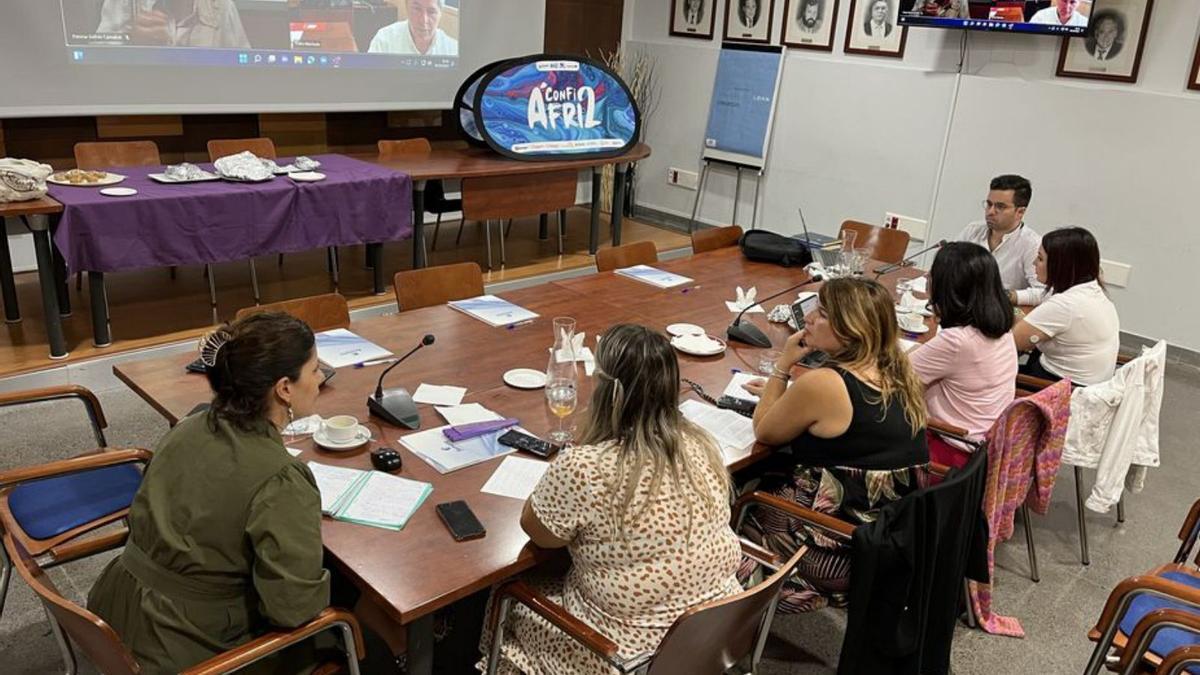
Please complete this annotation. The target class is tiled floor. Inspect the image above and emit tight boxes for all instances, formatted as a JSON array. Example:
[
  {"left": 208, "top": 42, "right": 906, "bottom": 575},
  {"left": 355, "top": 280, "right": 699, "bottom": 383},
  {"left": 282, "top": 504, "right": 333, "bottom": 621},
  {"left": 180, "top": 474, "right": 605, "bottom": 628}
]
[{"left": 1, "top": 366, "right": 1196, "bottom": 674}]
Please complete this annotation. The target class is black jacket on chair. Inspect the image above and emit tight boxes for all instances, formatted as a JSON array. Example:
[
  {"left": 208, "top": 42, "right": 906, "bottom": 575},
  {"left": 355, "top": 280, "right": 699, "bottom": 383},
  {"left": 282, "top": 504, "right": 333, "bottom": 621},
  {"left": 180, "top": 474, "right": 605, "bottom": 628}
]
[{"left": 838, "top": 448, "right": 989, "bottom": 675}]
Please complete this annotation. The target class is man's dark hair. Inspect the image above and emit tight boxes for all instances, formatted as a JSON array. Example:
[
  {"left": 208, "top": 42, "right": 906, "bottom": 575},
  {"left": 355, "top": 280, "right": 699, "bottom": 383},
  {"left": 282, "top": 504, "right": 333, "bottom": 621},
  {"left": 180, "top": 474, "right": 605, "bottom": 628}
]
[
  {"left": 990, "top": 174, "right": 1033, "bottom": 209},
  {"left": 1042, "top": 226, "right": 1104, "bottom": 295},
  {"left": 928, "top": 242, "right": 1013, "bottom": 339},
  {"left": 206, "top": 312, "right": 315, "bottom": 433}
]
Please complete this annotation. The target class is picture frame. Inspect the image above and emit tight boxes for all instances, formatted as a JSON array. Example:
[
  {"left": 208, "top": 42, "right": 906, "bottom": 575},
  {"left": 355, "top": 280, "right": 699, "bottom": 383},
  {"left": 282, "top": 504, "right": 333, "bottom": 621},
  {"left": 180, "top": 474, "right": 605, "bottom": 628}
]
[
  {"left": 844, "top": 0, "right": 907, "bottom": 58},
  {"left": 1189, "top": 32, "right": 1200, "bottom": 91},
  {"left": 781, "top": 0, "right": 840, "bottom": 51},
  {"left": 1056, "top": 0, "right": 1154, "bottom": 84},
  {"left": 671, "top": 0, "right": 718, "bottom": 40},
  {"left": 723, "top": 0, "right": 776, "bottom": 44}
]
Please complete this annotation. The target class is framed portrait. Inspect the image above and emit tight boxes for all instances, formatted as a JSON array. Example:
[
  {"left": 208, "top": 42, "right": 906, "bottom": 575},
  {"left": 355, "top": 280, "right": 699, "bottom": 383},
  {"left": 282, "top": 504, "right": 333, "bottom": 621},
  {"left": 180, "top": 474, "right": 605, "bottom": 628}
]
[
  {"left": 1056, "top": 0, "right": 1154, "bottom": 84},
  {"left": 781, "top": 0, "right": 840, "bottom": 51},
  {"left": 1188, "top": 32, "right": 1200, "bottom": 91},
  {"left": 844, "top": 0, "right": 907, "bottom": 58},
  {"left": 671, "top": 0, "right": 717, "bottom": 39},
  {"left": 723, "top": 0, "right": 775, "bottom": 44}
]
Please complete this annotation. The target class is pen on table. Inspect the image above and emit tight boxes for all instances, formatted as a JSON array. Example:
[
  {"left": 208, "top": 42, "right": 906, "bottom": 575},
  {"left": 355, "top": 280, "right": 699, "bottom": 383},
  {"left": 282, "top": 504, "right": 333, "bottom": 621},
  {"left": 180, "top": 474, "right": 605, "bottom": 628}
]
[
  {"left": 731, "top": 368, "right": 742, "bottom": 374},
  {"left": 356, "top": 358, "right": 398, "bottom": 368}
]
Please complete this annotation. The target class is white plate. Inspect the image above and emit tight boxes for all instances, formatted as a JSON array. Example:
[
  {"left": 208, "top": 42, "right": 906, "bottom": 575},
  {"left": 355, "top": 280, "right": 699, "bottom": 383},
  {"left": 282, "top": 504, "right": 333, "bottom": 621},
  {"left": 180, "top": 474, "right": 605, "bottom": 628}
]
[
  {"left": 148, "top": 171, "right": 221, "bottom": 184},
  {"left": 666, "top": 323, "right": 706, "bottom": 337},
  {"left": 221, "top": 174, "right": 274, "bottom": 183},
  {"left": 896, "top": 304, "right": 933, "bottom": 317},
  {"left": 289, "top": 171, "right": 326, "bottom": 182},
  {"left": 898, "top": 323, "right": 931, "bottom": 335},
  {"left": 99, "top": 187, "right": 138, "bottom": 197},
  {"left": 313, "top": 424, "right": 372, "bottom": 451},
  {"left": 503, "top": 368, "right": 547, "bottom": 389},
  {"left": 671, "top": 334, "right": 727, "bottom": 357},
  {"left": 47, "top": 172, "right": 126, "bottom": 187}
]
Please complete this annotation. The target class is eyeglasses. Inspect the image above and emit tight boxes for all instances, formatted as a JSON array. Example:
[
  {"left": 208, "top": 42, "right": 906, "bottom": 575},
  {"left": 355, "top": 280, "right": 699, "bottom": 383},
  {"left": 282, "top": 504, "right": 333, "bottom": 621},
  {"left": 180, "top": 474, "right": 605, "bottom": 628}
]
[{"left": 982, "top": 200, "right": 1016, "bottom": 213}]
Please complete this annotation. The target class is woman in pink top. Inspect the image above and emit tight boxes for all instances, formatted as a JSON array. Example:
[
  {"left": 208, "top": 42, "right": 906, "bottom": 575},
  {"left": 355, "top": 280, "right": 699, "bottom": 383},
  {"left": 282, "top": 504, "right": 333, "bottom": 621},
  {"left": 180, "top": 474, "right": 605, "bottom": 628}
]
[{"left": 909, "top": 242, "right": 1018, "bottom": 465}]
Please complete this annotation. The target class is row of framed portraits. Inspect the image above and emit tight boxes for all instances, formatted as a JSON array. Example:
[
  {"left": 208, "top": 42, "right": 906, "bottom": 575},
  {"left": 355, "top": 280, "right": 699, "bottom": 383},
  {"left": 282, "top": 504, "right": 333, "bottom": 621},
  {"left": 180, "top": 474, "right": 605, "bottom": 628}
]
[{"left": 671, "top": 0, "right": 1200, "bottom": 89}]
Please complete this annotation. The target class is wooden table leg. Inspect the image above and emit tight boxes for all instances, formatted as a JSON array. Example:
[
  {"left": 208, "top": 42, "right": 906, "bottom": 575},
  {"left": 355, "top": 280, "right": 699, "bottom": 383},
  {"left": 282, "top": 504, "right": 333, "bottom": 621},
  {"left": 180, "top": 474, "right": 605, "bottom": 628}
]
[
  {"left": 413, "top": 180, "right": 427, "bottom": 269},
  {"left": 610, "top": 163, "right": 627, "bottom": 247},
  {"left": 589, "top": 167, "right": 602, "bottom": 255},
  {"left": 23, "top": 215, "right": 68, "bottom": 360},
  {"left": 89, "top": 271, "right": 111, "bottom": 347},
  {"left": 0, "top": 218, "right": 20, "bottom": 323}
]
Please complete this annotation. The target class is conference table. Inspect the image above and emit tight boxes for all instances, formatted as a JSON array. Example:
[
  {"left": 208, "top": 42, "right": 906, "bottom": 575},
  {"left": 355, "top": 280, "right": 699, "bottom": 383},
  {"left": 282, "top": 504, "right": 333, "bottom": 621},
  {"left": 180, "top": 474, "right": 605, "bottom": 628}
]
[
  {"left": 0, "top": 143, "right": 650, "bottom": 359},
  {"left": 113, "top": 246, "right": 931, "bottom": 675}
]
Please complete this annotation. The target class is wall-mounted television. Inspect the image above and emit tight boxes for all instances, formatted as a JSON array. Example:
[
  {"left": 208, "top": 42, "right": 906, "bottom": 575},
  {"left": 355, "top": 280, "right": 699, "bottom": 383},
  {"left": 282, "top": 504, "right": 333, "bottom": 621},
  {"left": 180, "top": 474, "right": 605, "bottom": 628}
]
[{"left": 898, "top": 1, "right": 1093, "bottom": 36}]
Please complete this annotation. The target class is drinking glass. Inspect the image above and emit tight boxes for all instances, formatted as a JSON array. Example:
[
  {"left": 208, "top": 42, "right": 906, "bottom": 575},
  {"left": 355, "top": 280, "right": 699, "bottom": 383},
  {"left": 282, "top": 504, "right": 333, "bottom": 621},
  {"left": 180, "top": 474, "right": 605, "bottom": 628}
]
[
  {"left": 546, "top": 377, "right": 578, "bottom": 444},
  {"left": 838, "top": 230, "right": 859, "bottom": 277},
  {"left": 758, "top": 350, "right": 783, "bottom": 376}
]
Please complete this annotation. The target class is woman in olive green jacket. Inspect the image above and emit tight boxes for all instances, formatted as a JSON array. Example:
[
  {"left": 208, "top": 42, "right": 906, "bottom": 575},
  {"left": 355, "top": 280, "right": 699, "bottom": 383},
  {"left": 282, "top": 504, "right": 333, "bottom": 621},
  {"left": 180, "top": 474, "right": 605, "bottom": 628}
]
[{"left": 88, "top": 313, "right": 330, "bottom": 674}]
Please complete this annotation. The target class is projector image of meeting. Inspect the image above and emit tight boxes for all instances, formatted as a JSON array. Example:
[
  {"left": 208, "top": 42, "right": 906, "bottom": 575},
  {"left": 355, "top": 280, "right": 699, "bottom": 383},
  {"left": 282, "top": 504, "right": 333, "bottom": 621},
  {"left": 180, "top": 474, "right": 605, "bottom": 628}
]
[
  {"left": 60, "top": 0, "right": 460, "bottom": 68},
  {"left": 899, "top": 0, "right": 1092, "bottom": 35}
]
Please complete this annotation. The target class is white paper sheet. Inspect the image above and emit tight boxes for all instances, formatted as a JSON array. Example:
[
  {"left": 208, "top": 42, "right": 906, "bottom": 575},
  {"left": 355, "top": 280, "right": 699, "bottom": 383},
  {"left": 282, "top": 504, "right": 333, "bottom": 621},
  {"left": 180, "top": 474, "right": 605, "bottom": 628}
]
[
  {"left": 413, "top": 383, "right": 468, "bottom": 406},
  {"left": 480, "top": 456, "right": 550, "bottom": 500},
  {"left": 723, "top": 372, "right": 766, "bottom": 402},
  {"left": 436, "top": 403, "right": 503, "bottom": 426},
  {"left": 307, "top": 462, "right": 368, "bottom": 514},
  {"left": 679, "top": 399, "right": 756, "bottom": 462},
  {"left": 286, "top": 447, "right": 303, "bottom": 457},
  {"left": 724, "top": 301, "right": 765, "bottom": 314},
  {"left": 335, "top": 472, "right": 431, "bottom": 530}
]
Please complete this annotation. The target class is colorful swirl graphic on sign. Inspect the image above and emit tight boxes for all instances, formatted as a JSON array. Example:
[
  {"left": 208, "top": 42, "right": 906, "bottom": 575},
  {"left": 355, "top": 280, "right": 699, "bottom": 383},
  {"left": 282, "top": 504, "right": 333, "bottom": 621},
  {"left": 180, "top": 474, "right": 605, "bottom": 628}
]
[{"left": 468, "top": 55, "right": 640, "bottom": 160}]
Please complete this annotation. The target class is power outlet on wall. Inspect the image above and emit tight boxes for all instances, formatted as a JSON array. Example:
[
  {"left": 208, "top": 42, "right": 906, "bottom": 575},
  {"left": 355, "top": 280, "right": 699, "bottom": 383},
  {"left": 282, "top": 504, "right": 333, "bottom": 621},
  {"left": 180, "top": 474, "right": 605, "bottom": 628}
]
[
  {"left": 1100, "top": 259, "right": 1132, "bottom": 288},
  {"left": 884, "top": 212, "right": 929, "bottom": 243},
  {"left": 667, "top": 167, "right": 699, "bottom": 190}
]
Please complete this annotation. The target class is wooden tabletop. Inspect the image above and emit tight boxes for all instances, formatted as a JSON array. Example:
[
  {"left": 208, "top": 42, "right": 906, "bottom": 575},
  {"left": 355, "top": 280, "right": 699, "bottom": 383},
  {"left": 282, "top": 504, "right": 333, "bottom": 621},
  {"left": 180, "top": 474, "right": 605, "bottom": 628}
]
[
  {"left": 351, "top": 143, "right": 651, "bottom": 181},
  {"left": 112, "top": 246, "right": 930, "bottom": 625},
  {"left": 0, "top": 196, "right": 63, "bottom": 217}
]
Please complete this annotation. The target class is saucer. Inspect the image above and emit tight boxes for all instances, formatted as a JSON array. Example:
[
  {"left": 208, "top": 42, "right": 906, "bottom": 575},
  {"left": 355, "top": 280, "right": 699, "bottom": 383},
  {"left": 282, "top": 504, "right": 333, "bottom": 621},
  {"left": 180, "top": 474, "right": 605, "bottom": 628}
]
[
  {"left": 289, "top": 171, "right": 326, "bottom": 182},
  {"left": 896, "top": 304, "right": 933, "bottom": 317},
  {"left": 503, "top": 368, "right": 547, "bottom": 389},
  {"left": 666, "top": 322, "right": 706, "bottom": 337},
  {"left": 899, "top": 323, "right": 931, "bottom": 335},
  {"left": 99, "top": 187, "right": 138, "bottom": 197},
  {"left": 313, "top": 424, "right": 372, "bottom": 451},
  {"left": 671, "top": 334, "right": 726, "bottom": 356}
]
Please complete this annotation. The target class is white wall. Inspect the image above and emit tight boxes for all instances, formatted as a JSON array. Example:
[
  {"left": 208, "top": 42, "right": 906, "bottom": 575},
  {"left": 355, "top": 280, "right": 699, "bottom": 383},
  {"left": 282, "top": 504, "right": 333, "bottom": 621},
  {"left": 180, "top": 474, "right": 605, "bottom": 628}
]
[{"left": 625, "top": 0, "right": 1200, "bottom": 351}]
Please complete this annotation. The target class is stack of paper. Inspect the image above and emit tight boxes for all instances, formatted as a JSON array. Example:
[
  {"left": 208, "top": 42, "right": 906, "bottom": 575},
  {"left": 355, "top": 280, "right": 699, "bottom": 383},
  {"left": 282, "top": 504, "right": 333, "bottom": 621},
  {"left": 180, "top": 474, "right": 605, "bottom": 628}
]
[
  {"left": 436, "top": 403, "right": 503, "bottom": 426},
  {"left": 680, "top": 399, "right": 757, "bottom": 462},
  {"left": 400, "top": 424, "right": 517, "bottom": 473},
  {"left": 614, "top": 265, "right": 693, "bottom": 289},
  {"left": 307, "top": 462, "right": 432, "bottom": 530},
  {"left": 480, "top": 456, "right": 550, "bottom": 500},
  {"left": 314, "top": 329, "right": 393, "bottom": 368},
  {"left": 413, "top": 384, "right": 467, "bottom": 406},
  {"left": 448, "top": 295, "right": 539, "bottom": 327}
]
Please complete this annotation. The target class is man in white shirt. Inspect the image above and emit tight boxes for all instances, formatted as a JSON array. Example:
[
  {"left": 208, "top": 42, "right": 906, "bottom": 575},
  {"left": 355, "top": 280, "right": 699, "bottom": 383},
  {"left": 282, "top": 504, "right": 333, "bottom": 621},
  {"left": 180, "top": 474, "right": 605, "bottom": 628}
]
[
  {"left": 956, "top": 174, "right": 1045, "bottom": 306},
  {"left": 368, "top": 0, "right": 459, "bottom": 56},
  {"left": 1029, "top": 0, "right": 1088, "bottom": 27},
  {"left": 96, "top": 0, "right": 249, "bottom": 48}
]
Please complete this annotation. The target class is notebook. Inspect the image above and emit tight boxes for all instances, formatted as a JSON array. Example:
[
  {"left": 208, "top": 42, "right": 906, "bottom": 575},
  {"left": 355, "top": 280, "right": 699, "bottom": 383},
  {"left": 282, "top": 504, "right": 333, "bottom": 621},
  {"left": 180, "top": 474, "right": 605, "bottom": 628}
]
[
  {"left": 613, "top": 265, "right": 693, "bottom": 289},
  {"left": 447, "top": 295, "right": 540, "bottom": 327},
  {"left": 314, "top": 329, "right": 393, "bottom": 368},
  {"left": 307, "top": 462, "right": 432, "bottom": 530}
]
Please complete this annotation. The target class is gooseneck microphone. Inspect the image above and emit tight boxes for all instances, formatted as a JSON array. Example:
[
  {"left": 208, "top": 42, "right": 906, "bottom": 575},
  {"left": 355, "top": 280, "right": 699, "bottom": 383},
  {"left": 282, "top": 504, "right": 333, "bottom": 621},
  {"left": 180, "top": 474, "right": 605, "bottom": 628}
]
[
  {"left": 727, "top": 277, "right": 820, "bottom": 348},
  {"left": 873, "top": 239, "right": 947, "bottom": 277},
  {"left": 368, "top": 334, "right": 435, "bottom": 430}
]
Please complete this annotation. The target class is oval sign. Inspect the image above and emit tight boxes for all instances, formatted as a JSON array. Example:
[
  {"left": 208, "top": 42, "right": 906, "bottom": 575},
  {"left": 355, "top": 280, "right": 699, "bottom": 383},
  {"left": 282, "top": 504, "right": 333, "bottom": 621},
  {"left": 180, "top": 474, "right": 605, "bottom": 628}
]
[
  {"left": 453, "top": 59, "right": 515, "bottom": 148},
  {"left": 471, "top": 54, "right": 640, "bottom": 160}
]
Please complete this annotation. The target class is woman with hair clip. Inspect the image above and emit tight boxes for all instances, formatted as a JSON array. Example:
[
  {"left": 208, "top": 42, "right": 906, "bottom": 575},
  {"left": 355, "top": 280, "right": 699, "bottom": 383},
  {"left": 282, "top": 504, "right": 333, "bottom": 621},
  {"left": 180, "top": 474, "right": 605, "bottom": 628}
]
[
  {"left": 739, "top": 277, "right": 929, "bottom": 613},
  {"left": 910, "top": 242, "right": 1018, "bottom": 467},
  {"left": 1013, "top": 226, "right": 1120, "bottom": 386},
  {"left": 87, "top": 312, "right": 335, "bottom": 674},
  {"left": 480, "top": 324, "right": 742, "bottom": 675}
]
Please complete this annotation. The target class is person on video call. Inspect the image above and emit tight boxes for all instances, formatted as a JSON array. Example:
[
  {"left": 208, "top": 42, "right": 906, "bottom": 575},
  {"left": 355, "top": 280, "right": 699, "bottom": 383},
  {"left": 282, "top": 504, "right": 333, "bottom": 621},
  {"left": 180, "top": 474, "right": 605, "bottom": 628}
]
[
  {"left": 864, "top": 0, "right": 894, "bottom": 37},
  {"left": 909, "top": 0, "right": 968, "bottom": 18},
  {"left": 1029, "top": 0, "right": 1088, "bottom": 27},
  {"left": 368, "top": 0, "right": 459, "bottom": 56},
  {"left": 1086, "top": 11, "right": 1124, "bottom": 61},
  {"left": 96, "top": 0, "right": 250, "bottom": 48},
  {"left": 796, "top": 0, "right": 823, "bottom": 33},
  {"left": 738, "top": 0, "right": 761, "bottom": 29},
  {"left": 684, "top": 0, "right": 706, "bottom": 26}
]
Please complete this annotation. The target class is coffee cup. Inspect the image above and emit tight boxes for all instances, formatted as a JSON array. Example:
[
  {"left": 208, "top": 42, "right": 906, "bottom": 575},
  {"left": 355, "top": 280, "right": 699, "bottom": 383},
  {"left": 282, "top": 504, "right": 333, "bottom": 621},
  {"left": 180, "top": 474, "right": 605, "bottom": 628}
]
[
  {"left": 322, "top": 415, "right": 359, "bottom": 442},
  {"left": 898, "top": 312, "right": 925, "bottom": 332}
]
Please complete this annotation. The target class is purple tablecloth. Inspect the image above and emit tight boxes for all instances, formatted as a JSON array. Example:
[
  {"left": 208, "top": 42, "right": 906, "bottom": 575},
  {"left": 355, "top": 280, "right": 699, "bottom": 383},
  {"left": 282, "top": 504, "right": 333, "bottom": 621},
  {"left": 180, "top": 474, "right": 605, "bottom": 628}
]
[{"left": 48, "top": 154, "right": 412, "bottom": 273}]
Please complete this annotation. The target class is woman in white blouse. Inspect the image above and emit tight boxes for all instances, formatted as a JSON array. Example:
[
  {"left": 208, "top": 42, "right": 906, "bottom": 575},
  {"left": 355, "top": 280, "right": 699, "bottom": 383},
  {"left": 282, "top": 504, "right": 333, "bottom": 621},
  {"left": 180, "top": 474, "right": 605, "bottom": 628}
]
[{"left": 1013, "top": 227, "right": 1120, "bottom": 386}]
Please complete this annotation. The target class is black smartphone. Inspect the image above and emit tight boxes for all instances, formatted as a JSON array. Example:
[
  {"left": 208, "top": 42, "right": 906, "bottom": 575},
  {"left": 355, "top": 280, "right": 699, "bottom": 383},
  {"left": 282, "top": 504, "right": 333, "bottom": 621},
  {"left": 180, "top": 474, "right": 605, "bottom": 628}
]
[
  {"left": 498, "top": 429, "right": 559, "bottom": 458},
  {"left": 435, "top": 500, "right": 486, "bottom": 541},
  {"left": 790, "top": 292, "right": 820, "bottom": 331}
]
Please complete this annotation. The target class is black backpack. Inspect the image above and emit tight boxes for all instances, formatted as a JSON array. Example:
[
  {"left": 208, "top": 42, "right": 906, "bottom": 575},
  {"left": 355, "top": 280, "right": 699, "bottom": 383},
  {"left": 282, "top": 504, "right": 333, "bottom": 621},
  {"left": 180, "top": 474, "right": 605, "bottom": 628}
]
[{"left": 739, "top": 230, "right": 813, "bottom": 267}]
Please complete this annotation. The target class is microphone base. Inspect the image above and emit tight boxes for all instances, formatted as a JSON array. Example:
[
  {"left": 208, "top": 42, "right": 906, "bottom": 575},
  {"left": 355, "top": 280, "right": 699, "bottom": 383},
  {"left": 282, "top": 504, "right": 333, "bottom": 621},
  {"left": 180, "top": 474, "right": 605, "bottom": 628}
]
[
  {"left": 367, "top": 388, "right": 421, "bottom": 430},
  {"left": 727, "top": 321, "right": 773, "bottom": 348}
]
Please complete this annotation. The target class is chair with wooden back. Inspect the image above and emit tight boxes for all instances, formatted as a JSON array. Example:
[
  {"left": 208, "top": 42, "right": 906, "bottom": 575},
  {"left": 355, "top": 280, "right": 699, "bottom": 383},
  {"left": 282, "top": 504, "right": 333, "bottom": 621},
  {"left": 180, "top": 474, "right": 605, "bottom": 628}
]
[
  {"left": 595, "top": 240, "right": 658, "bottom": 273},
  {"left": 840, "top": 220, "right": 910, "bottom": 265},
  {"left": 0, "top": 455, "right": 366, "bottom": 674},
  {"left": 461, "top": 170, "right": 578, "bottom": 269},
  {"left": 378, "top": 139, "right": 462, "bottom": 252},
  {"left": 393, "top": 262, "right": 484, "bottom": 312},
  {"left": 206, "top": 137, "right": 278, "bottom": 161},
  {"left": 691, "top": 225, "right": 743, "bottom": 255},
  {"left": 234, "top": 293, "right": 350, "bottom": 333},
  {"left": 74, "top": 141, "right": 161, "bottom": 171},
  {"left": 485, "top": 530, "right": 807, "bottom": 674}
]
